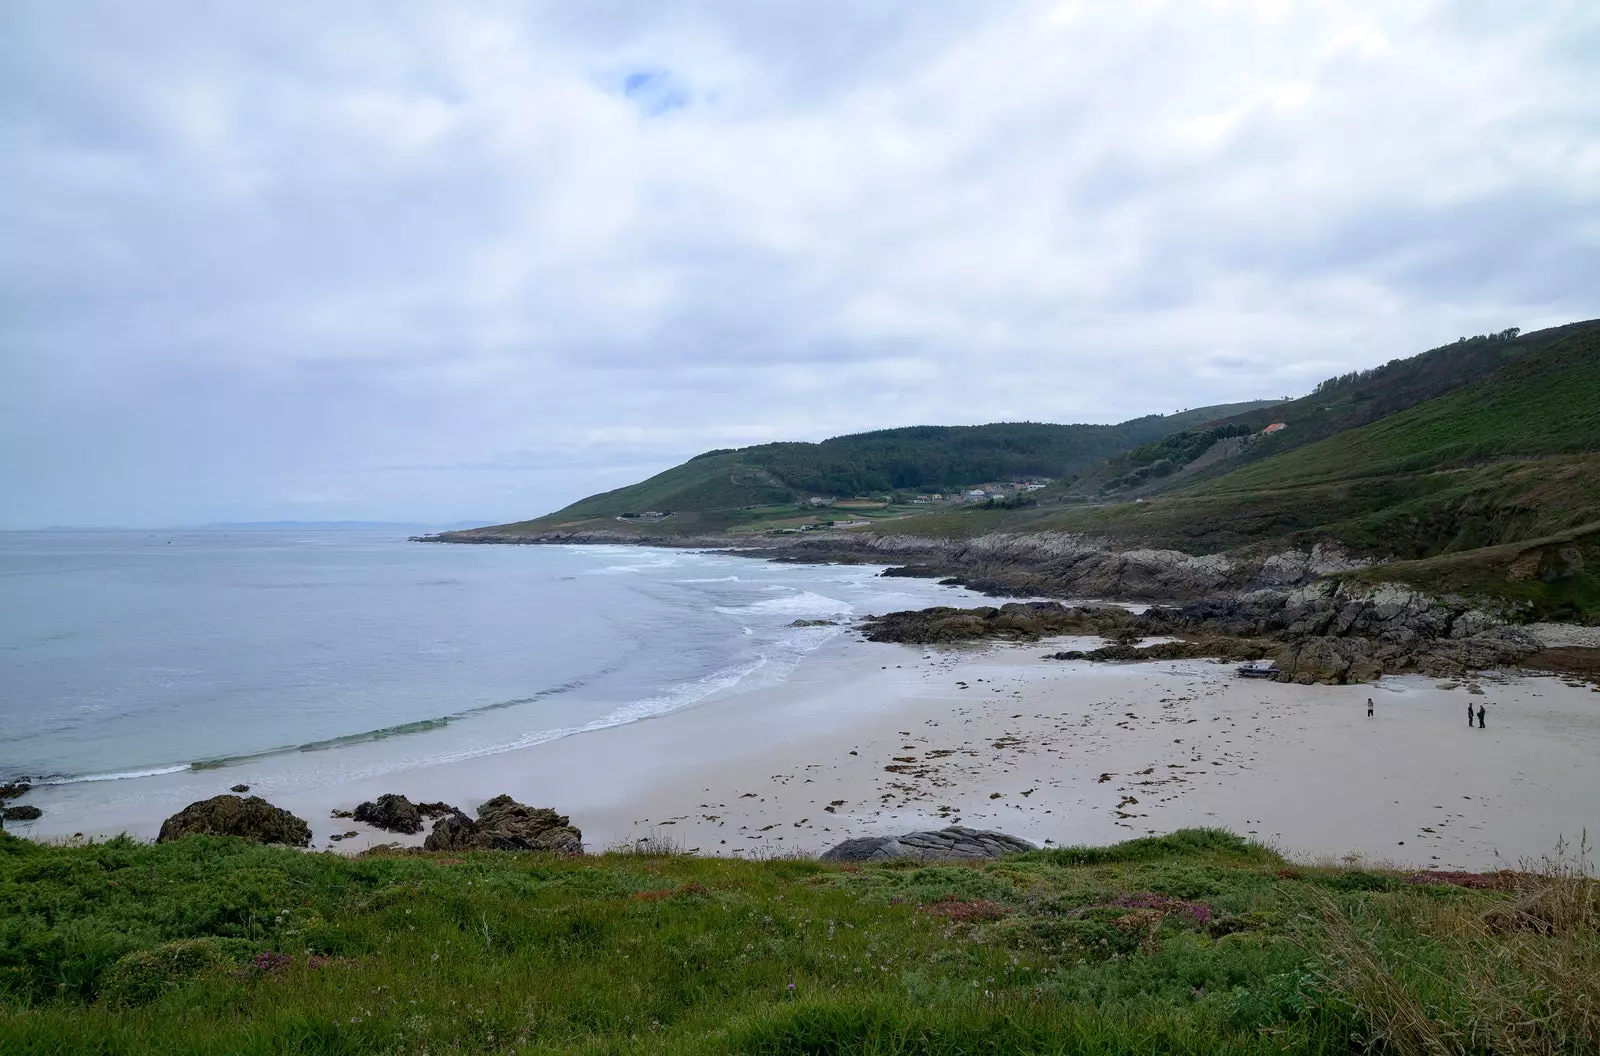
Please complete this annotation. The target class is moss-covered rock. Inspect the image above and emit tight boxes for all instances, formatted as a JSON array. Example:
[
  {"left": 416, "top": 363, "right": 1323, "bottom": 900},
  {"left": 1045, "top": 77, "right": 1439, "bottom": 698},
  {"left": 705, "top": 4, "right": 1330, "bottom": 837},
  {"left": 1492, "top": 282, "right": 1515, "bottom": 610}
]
[{"left": 156, "top": 795, "right": 311, "bottom": 847}]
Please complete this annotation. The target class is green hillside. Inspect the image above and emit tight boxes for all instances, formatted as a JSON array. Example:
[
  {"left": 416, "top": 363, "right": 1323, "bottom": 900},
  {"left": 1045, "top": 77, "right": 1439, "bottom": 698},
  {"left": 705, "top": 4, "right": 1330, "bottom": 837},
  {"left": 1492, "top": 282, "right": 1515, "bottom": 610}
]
[
  {"left": 466, "top": 402, "right": 1277, "bottom": 538},
  {"left": 1054, "top": 321, "right": 1594, "bottom": 501},
  {"left": 911, "top": 320, "right": 1600, "bottom": 616}
]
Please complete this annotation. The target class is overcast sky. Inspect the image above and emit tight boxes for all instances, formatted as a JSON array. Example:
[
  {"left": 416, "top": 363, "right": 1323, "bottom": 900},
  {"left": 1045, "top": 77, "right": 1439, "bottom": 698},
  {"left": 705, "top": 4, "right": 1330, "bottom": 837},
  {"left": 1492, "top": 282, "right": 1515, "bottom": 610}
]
[{"left": 2, "top": 1, "right": 1596, "bottom": 527}]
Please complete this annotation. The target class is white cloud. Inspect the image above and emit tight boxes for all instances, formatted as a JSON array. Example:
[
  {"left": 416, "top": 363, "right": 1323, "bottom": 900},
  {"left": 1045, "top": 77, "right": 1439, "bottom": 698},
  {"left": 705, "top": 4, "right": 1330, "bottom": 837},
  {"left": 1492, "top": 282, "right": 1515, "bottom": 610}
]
[{"left": 0, "top": 0, "right": 1596, "bottom": 525}]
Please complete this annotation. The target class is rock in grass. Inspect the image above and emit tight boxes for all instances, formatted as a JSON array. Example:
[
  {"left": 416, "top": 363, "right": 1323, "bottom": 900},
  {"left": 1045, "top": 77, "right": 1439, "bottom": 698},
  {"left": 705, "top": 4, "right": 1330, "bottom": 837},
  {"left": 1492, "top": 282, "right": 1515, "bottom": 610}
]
[
  {"left": 422, "top": 795, "right": 583, "bottom": 853},
  {"left": 820, "top": 825, "right": 1035, "bottom": 863},
  {"left": 156, "top": 795, "right": 311, "bottom": 847},
  {"left": 353, "top": 793, "right": 424, "bottom": 834},
  {"left": 1, "top": 805, "right": 43, "bottom": 822}
]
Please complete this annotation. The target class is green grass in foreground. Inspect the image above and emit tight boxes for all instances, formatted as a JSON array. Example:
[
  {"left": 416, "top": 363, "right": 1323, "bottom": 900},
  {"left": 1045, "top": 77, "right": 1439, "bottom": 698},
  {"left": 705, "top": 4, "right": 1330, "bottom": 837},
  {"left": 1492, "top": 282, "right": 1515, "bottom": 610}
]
[{"left": 2, "top": 827, "right": 1595, "bottom": 1055}]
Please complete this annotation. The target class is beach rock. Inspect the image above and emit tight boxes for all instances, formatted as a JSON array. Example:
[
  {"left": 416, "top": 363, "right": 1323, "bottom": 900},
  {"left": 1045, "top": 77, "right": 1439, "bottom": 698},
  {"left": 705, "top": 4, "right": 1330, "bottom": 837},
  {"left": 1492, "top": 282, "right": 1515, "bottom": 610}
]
[
  {"left": 415, "top": 801, "right": 457, "bottom": 819},
  {"left": 353, "top": 793, "right": 423, "bottom": 834},
  {"left": 2, "top": 805, "right": 43, "bottom": 822},
  {"left": 422, "top": 795, "right": 583, "bottom": 854},
  {"left": 820, "top": 826, "right": 1035, "bottom": 863},
  {"left": 423, "top": 810, "right": 478, "bottom": 851},
  {"left": 230, "top": 784, "right": 250, "bottom": 793},
  {"left": 475, "top": 796, "right": 583, "bottom": 852},
  {"left": 0, "top": 781, "right": 31, "bottom": 802},
  {"left": 156, "top": 795, "right": 312, "bottom": 847}
]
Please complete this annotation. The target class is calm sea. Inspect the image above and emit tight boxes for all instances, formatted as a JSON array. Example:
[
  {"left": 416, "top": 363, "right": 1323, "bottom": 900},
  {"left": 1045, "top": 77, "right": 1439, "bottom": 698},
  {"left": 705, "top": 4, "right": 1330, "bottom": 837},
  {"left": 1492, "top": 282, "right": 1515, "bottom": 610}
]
[{"left": 0, "top": 531, "right": 981, "bottom": 800}]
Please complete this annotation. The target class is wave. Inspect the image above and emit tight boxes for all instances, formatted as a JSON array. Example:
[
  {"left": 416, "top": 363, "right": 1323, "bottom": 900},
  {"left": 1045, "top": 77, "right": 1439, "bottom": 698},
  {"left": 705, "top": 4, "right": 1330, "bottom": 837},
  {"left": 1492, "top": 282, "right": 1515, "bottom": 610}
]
[
  {"left": 674, "top": 576, "right": 741, "bottom": 583},
  {"left": 37, "top": 764, "right": 189, "bottom": 785},
  {"left": 409, "top": 655, "right": 776, "bottom": 768},
  {"left": 44, "top": 671, "right": 618, "bottom": 786},
  {"left": 715, "top": 590, "right": 854, "bottom": 617}
]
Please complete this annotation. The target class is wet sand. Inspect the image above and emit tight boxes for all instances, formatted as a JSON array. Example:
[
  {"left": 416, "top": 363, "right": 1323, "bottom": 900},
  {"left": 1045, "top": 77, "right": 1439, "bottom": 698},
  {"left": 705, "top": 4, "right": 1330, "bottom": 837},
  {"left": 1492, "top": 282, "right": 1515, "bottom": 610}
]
[{"left": 20, "top": 636, "right": 1600, "bottom": 870}]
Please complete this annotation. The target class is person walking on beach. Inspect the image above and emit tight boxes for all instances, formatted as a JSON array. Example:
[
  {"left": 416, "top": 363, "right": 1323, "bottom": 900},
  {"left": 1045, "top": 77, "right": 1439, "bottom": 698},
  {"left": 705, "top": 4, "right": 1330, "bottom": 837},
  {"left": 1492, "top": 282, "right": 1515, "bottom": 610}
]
[
  {"left": 1477, "top": 703, "right": 1486, "bottom": 728},
  {"left": 1367, "top": 697, "right": 1374, "bottom": 718}
]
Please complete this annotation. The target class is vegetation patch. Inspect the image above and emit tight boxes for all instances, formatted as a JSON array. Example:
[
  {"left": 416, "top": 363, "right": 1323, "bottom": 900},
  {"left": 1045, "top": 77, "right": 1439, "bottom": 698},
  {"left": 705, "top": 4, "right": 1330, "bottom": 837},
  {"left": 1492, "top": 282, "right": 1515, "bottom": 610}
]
[{"left": 4, "top": 823, "right": 1592, "bottom": 1053}]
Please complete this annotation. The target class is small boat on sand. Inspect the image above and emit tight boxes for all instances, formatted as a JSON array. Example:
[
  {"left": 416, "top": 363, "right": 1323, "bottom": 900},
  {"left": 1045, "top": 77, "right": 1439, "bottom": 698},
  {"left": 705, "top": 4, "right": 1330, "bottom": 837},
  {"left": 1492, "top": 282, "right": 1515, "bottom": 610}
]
[{"left": 1236, "top": 660, "right": 1279, "bottom": 679}]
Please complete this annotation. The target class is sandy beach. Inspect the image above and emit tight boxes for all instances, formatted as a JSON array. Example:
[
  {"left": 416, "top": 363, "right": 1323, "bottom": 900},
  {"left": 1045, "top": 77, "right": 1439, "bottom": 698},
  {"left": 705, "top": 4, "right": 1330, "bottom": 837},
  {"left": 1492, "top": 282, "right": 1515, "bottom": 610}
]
[{"left": 20, "top": 629, "right": 1599, "bottom": 871}]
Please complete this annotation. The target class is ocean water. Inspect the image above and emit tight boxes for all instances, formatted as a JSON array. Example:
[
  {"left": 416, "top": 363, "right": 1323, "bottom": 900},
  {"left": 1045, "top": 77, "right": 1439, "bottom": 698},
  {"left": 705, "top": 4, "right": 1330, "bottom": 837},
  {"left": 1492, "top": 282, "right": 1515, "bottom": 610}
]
[{"left": 0, "top": 531, "right": 985, "bottom": 804}]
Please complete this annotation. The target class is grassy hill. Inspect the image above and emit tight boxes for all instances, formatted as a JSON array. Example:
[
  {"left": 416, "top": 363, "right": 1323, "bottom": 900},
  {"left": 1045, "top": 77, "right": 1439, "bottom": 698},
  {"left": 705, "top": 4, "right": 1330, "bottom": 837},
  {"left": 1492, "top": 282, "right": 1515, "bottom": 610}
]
[
  {"left": 4, "top": 827, "right": 1595, "bottom": 1054},
  {"left": 1052, "top": 322, "right": 1594, "bottom": 501},
  {"left": 462, "top": 403, "right": 1277, "bottom": 538},
  {"left": 909, "top": 321, "right": 1600, "bottom": 617}
]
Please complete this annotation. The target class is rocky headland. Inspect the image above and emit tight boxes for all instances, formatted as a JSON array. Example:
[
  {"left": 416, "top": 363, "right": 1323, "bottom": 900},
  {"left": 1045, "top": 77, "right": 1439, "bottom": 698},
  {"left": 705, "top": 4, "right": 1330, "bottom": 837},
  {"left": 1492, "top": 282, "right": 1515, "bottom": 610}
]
[{"left": 418, "top": 528, "right": 1590, "bottom": 685}]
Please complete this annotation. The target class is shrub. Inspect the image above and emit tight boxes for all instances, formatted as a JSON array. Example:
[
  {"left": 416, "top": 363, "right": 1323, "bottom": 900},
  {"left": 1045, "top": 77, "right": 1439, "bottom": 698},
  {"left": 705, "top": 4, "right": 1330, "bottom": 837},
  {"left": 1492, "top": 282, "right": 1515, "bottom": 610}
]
[{"left": 98, "top": 938, "right": 249, "bottom": 1007}]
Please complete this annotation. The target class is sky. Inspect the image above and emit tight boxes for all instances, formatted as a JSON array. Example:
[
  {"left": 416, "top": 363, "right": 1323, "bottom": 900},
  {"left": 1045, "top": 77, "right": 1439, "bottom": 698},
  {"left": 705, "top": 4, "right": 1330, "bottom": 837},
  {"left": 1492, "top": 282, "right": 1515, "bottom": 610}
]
[{"left": 2, "top": 1, "right": 1597, "bottom": 528}]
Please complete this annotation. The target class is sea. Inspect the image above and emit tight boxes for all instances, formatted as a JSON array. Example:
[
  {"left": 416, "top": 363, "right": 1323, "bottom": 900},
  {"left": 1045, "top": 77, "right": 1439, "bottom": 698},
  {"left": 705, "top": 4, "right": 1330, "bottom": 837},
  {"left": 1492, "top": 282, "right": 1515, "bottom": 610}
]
[{"left": 0, "top": 530, "right": 989, "bottom": 822}]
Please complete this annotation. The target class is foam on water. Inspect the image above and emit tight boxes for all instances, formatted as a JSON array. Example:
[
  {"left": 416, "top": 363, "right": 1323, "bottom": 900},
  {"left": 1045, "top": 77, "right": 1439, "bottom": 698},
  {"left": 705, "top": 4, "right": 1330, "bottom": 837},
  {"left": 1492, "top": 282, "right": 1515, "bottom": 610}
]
[{"left": 0, "top": 533, "right": 999, "bottom": 820}]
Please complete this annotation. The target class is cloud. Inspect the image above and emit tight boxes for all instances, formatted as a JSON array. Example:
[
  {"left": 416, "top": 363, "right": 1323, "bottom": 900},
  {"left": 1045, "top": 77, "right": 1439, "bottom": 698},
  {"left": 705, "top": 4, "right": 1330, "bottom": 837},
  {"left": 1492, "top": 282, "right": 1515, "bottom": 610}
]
[{"left": 0, "top": 0, "right": 1596, "bottom": 526}]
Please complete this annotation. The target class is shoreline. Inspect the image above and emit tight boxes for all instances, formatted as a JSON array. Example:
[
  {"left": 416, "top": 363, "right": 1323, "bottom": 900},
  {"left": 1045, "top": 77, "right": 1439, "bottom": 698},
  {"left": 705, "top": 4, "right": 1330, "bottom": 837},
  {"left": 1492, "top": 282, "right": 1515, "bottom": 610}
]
[{"left": 16, "top": 629, "right": 1599, "bottom": 871}]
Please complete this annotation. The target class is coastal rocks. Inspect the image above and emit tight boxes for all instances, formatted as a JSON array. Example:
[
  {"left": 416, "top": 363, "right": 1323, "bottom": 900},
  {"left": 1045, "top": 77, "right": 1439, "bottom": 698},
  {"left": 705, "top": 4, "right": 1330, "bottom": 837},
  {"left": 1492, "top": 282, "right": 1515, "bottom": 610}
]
[
  {"left": 860, "top": 602, "right": 1140, "bottom": 645},
  {"left": 790, "top": 618, "right": 836, "bottom": 627},
  {"left": 422, "top": 795, "right": 583, "bottom": 854},
  {"left": 1048, "top": 637, "right": 1274, "bottom": 664},
  {"left": 353, "top": 793, "right": 423, "bottom": 834},
  {"left": 156, "top": 795, "right": 312, "bottom": 847},
  {"left": 820, "top": 826, "right": 1035, "bottom": 863},
  {"left": 424, "top": 811, "right": 478, "bottom": 851},
  {"left": 230, "top": 784, "right": 250, "bottom": 793},
  {"left": 0, "top": 781, "right": 36, "bottom": 824},
  {"left": 863, "top": 587, "right": 1543, "bottom": 684},
  {"left": 766, "top": 532, "right": 1375, "bottom": 601},
  {"left": 1272, "top": 637, "right": 1385, "bottom": 685}
]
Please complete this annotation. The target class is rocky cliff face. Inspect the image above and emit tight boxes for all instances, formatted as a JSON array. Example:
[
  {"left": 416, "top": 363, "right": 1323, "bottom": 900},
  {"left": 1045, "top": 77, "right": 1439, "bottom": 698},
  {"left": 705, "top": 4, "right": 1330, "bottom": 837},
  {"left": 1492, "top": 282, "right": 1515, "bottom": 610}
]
[{"left": 766, "top": 532, "right": 1373, "bottom": 601}]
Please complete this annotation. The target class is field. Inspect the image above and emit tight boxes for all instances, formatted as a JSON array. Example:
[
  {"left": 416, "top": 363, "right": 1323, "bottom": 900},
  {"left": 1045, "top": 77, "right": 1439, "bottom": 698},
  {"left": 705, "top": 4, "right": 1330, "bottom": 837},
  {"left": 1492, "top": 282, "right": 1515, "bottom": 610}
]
[{"left": 2, "top": 828, "right": 1596, "bottom": 1055}]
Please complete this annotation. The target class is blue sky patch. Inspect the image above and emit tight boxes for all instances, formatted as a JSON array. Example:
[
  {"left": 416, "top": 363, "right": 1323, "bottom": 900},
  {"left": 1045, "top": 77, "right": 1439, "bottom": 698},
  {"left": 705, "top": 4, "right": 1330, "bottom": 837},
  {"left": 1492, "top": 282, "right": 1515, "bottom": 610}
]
[{"left": 622, "top": 70, "right": 689, "bottom": 116}]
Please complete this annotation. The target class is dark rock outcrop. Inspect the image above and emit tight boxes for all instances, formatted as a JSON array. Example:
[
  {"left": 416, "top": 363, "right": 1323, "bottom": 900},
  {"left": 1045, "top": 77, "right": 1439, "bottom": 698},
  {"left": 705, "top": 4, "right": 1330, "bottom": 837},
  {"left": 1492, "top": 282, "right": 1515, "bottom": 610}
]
[
  {"left": 0, "top": 781, "right": 31, "bottom": 802},
  {"left": 156, "top": 795, "right": 312, "bottom": 847},
  {"left": 353, "top": 793, "right": 423, "bottom": 834},
  {"left": 820, "top": 826, "right": 1035, "bottom": 863},
  {"left": 229, "top": 784, "right": 249, "bottom": 793},
  {"left": 757, "top": 533, "right": 1371, "bottom": 601},
  {"left": 2, "top": 805, "right": 43, "bottom": 822},
  {"left": 861, "top": 586, "right": 1541, "bottom": 684},
  {"left": 422, "top": 795, "right": 583, "bottom": 853}
]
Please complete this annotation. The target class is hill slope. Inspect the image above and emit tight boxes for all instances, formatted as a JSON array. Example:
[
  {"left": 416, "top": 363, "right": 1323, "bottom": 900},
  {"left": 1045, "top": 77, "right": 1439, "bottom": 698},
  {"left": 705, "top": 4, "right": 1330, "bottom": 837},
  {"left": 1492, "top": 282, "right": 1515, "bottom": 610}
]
[
  {"left": 466, "top": 402, "right": 1277, "bottom": 538},
  {"left": 1053, "top": 322, "right": 1591, "bottom": 501},
  {"left": 880, "top": 320, "right": 1600, "bottom": 616}
]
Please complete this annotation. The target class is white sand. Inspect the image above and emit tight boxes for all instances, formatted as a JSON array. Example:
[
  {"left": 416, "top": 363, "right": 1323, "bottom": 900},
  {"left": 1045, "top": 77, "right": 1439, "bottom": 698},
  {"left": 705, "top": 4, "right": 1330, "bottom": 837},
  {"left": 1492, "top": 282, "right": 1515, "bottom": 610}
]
[{"left": 20, "top": 635, "right": 1600, "bottom": 870}]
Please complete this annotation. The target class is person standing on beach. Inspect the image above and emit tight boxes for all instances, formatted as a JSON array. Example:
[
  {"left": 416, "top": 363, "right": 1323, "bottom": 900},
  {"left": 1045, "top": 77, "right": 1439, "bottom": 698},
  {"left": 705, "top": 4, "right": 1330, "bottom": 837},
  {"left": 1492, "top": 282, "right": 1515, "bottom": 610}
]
[
  {"left": 1367, "top": 697, "right": 1374, "bottom": 718},
  {"left": 1468, "top": 701, "right": 1475, "bottom": 726},
  {"left": 1477, "top": 703, "right": 1486, "bottom": 728}
]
